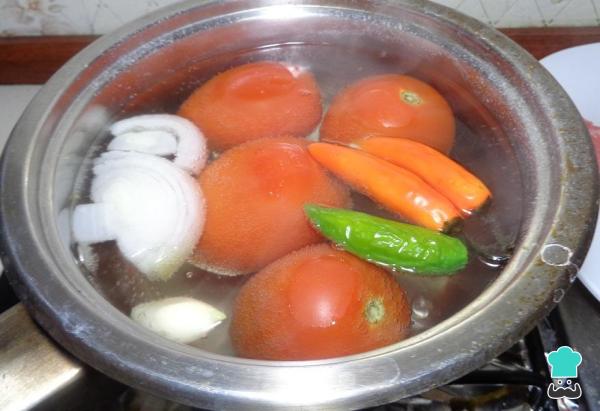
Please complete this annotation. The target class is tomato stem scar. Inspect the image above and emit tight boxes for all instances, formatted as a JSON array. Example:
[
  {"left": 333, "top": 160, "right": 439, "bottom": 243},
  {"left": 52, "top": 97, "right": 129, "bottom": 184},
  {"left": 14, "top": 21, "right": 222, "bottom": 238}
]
[
  {"left": 365, "top": 298, "right": 385, "bottom": 324},
  {"left": 399, "top": 90, "right": 422, "bottom": 105}
]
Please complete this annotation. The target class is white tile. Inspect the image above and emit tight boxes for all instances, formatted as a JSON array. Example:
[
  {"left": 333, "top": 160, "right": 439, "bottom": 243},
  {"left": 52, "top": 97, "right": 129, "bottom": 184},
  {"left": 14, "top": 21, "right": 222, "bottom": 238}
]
[
  {"left": 48, "top": 0, "right": 94, "bottom": 35},
  {"left": 430, "top": 0, "right": 465, "bottom": 9},
  {"left": 479, "top": 0, "right": 519, "bottom": 26},
  {"left": 547, "top": 0, "right": 600, "bottom": 25},
  {"left": 594, "top": 0, "right": 600, "bottom": 24},
  {"left": 89, "top": 0, "right": 181, "bottom": 34},
  {"left": 495, "top": 0, "right": 546, "bottom": 27},
  {"left": 0, "top": 0, "right": 90, "bottom": 35},
  {"left": 455, "top": 0, "right": 491, "bottom": 24},
  {"left": 89, "top": 1, "right": 128, "bottom": 34},
  {"left": 536, "top": 0, "right": 576, "bottom": 24},
  {"left": 0, "top": 0, "right": 47, "bottom": 35},
  {"left": 0, "top": 0, "right": 184, "bottom": 35},
  {"left": 2, "top": 0, "right": 600, "bottom": 34}
]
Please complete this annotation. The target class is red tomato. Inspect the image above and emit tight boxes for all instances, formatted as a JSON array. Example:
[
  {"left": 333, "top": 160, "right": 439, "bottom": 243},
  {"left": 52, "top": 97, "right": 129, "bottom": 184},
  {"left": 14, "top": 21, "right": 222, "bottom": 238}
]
[
  {"left": 585, "top": 119, "right": 600, "bottom": 171},
  {"left": 192, "top": 137, "right": 351, "bottom": 275},
  {"left": 230, "top": 244, "right": 411, "bottom": 360},
  {"left": 320, "top": 74, "right": 455, "bottom": 154},
  {"left": 178, "top": 61, "right": 322, "bottom": 151}
]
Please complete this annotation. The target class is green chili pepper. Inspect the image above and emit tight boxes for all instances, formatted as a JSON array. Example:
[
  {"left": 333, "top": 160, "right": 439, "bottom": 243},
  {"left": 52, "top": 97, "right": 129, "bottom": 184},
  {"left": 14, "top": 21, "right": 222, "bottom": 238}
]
[{"left": 305, "top": 205, "right": 468, "bottom": 275}]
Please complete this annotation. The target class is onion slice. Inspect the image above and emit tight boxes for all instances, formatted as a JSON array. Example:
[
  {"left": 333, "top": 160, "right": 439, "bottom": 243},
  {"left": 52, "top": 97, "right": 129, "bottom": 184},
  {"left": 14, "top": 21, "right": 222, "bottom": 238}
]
[
  {"left": 131, "top": 297, "right": 226, "bottom": 343},
  {"left": 108, "top": 130, "right": 177, "bottom": 156},
  {"left": 72, "top": 151, "right": 205, "bottom": 281},
  {"left": 109, "top": 114, "right": 207, "bottom": 175},
  {"left": 71, "top": 203, "right": 117, "bottom": 243}
]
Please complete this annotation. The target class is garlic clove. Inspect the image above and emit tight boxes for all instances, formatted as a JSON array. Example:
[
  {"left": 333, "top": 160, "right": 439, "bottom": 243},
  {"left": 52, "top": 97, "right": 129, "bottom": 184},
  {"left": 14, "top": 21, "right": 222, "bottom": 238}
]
[{"left": 131, "top": 297, "right": 226, "bottom": 343}]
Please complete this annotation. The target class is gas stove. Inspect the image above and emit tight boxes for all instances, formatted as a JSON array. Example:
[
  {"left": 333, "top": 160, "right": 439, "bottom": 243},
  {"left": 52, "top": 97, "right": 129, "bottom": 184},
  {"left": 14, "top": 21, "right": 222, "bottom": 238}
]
[{"left": 0, "top": 86, "right": 599, "bottom": 411}]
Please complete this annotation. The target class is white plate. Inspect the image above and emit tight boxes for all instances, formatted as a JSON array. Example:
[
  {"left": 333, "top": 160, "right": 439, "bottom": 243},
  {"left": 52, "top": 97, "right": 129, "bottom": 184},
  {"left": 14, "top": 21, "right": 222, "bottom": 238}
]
[{"left": 540, "top": 43, "right": 600, "bottom": 301}]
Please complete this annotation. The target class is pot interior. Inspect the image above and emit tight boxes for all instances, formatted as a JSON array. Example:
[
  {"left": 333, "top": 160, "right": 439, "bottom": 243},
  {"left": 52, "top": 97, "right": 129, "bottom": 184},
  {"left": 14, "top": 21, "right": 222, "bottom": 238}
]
[{"left": 53, "top": 3, "right": 529, "bottom": 358}]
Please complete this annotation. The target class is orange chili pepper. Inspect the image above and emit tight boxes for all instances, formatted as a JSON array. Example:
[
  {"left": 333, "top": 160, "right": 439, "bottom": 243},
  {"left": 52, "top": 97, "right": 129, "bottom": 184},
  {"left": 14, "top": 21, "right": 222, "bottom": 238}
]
[
  {"left": 308, "top": 143, "right": 461, "bottom": 231},
  {"left": 358, "top": 137, "right": 491, "bottom": 216}
]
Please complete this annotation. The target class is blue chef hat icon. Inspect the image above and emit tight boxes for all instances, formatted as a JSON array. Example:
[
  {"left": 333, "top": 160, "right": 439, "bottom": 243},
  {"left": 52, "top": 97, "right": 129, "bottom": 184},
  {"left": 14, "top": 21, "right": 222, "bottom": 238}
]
[{"left": 546, "top": 346, "right": 582, "bottom": 378}]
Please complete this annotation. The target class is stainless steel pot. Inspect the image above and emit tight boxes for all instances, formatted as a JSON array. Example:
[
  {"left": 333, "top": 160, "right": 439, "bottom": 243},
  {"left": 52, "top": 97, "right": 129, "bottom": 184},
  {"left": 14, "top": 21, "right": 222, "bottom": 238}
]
[{"left": 0, "top": 1, "right": 597, "bottom": 410}]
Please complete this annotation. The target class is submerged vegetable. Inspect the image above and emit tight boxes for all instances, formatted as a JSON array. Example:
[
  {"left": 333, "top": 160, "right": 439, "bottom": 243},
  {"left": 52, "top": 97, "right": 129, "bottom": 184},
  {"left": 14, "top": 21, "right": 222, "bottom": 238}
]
[
  {"left": 230, "top": 244, "right": 411, "bottom": 360},
  {"left": 131, "top": 297, "right": 226, "bottom": 343},
  {"left": 308, "top": 142, "right": 460, "bottom": 231},
  {"left": 178, "top": 61, "right": 322, "bottom": 150},
  {"left": 72, "top": 151, "right": 205, "bottom": 281},
  {"left": 358, "top": 137, "right": 491, "bottom": 216},
  {"left": 320, "top": 74, "right": 455, "bottom": 154},
  {"left": 305, "top": 205, "right": 468, "bottom": 275},
  {"left": 584, "top": 119, "right": 600, "bottom": 170},
  {"left": 192, "top": 136, "right": 350, "bottom": 275},
  {"left": 109, "top": 114, "right": 208, "bottom": 175},
  {"left": 73, "top": 114, "right": 207, "bottom": 280}
]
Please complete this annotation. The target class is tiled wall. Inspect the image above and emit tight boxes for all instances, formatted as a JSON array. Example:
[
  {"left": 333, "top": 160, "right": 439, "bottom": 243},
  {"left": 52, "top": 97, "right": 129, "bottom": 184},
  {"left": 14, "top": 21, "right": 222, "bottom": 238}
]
[
  {"left": 436, "top": 0, "right": 600, "bottom": 27},
  {"left": 1, "top": 0, "right": 599, "bottom": 36}
]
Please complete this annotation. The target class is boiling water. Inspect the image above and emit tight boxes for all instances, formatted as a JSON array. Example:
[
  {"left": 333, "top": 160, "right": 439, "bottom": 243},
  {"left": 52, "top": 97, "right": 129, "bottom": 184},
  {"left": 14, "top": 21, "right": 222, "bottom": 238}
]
[{"left": 74, "top": 42, "right": 523, "bottom": 356}]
